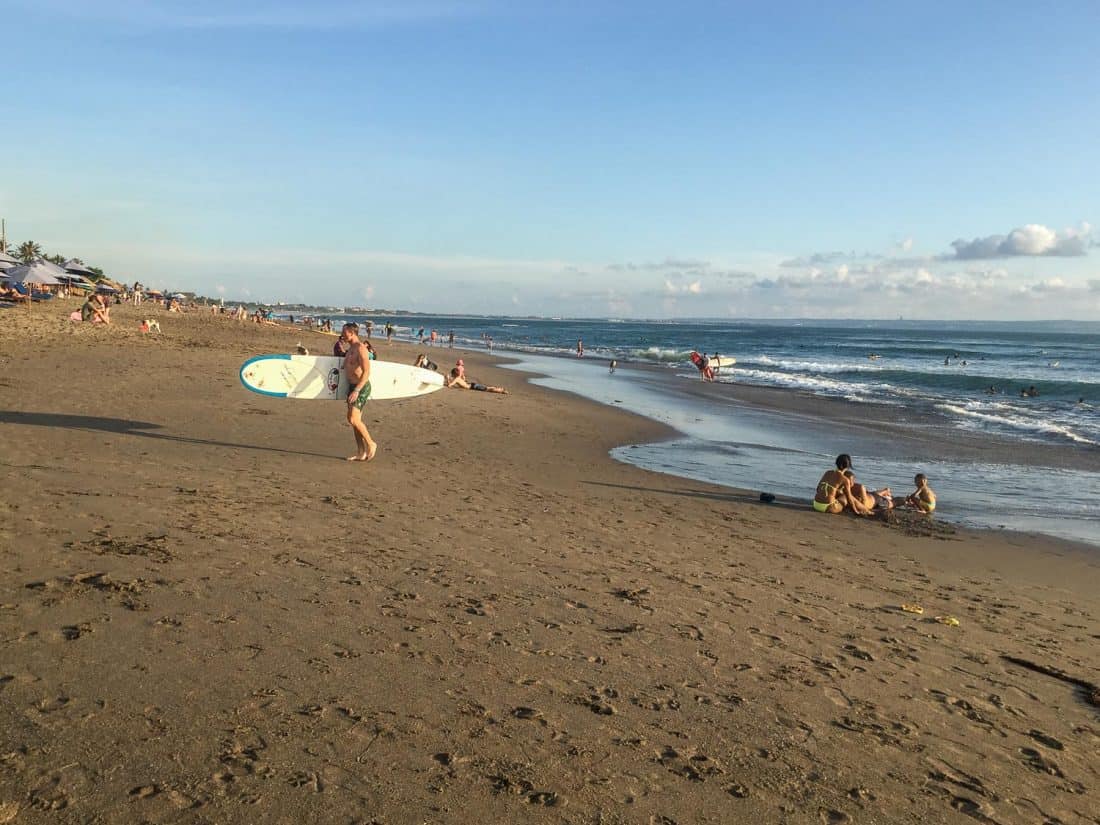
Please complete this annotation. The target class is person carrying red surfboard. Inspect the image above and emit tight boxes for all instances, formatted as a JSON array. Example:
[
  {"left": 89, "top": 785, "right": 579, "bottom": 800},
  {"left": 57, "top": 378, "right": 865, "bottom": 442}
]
[{"left": 689, "top": 351, "right": 714, "bottom": 381}]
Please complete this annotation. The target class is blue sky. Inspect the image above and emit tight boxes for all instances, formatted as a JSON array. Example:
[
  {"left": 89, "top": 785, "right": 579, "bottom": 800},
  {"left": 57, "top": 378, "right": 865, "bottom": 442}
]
[{"left": 2, "top": 0, "right": 1098, "bottom": 318}]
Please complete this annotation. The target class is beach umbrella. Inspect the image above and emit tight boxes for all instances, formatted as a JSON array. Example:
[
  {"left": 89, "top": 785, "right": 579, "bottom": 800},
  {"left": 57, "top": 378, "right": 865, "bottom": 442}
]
[
  {"left": 0, "top": 259, "right": 13, "bottom": 271},
  {"left": 2, "top": 260, "right": 62, "bottom": 311},
  {"left": 3, "top": 260, "right": 62, "bottom": 286},
  {"left": 0, "top": 250, "right": 18, "bottom": 266},
  {"left": 56, "top": 272, "right": 95, "bottom": 289},
  {"left": 63, "top": 259, "right": 96, "bottom": 277}
]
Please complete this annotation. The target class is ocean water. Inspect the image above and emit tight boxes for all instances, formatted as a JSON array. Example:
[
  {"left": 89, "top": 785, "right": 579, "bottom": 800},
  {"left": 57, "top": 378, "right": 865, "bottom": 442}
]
[
  {"left": 329, "top": 314, "right": 1100, "bottom": 544},
  {"left": 344, "top": 316, "right": 1100, "bottom": 448}
]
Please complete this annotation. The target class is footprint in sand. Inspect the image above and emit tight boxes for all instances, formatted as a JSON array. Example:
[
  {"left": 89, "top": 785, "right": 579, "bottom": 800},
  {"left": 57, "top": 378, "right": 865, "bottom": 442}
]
[
  {"left": 1017, "top": 747, "right": 1064, "bottom": 777},
  {"left": 841, "top": 643, "right": 875, "bottom": 662},
  {"left": 511, "top": 706, "right": 544, "bottom": 721},
  {"left": 657, "top": 746, "right": 724, "bottom": 782},
  {"left": 1026, "top": 729, "right": 1064, "bottom": 750}
]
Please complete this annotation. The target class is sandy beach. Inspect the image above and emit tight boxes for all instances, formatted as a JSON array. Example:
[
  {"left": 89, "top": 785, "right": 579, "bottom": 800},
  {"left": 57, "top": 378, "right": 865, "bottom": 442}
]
[{"left": 2, "top": 302, "right": 1099, "bottom": 824}]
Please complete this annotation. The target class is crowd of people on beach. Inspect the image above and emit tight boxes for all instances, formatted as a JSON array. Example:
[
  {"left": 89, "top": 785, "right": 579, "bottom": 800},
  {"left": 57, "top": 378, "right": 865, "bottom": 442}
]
[{"left": 813, "top": 454, "right": 935, "bottom": 517}]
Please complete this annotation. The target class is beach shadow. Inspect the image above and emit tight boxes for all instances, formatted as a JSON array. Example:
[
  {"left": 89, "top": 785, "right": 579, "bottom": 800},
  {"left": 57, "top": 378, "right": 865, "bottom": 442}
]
[
  {"left": 0, "top": 411, "right": 337, "bottom": 461},
  {"left": 582, "top": 480, "right": 809, "bottom": 512}
]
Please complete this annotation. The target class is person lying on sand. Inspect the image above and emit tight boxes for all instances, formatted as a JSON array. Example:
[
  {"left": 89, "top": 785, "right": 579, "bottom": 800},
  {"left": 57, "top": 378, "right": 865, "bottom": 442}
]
[
  {"left": 445, "top": 369, "right": 507, "bottom": 394},
  {"left": 0, "top": 285, "right": 31, "bottom": 303},
  {"left": 813, "top": 454, "right": 872, "bottom": 516},
  {"left": 902, "top": 473, "right": 936, "bottom": 513},
  {"left": 843, "top": 469, "right": 894, "bottom": 511},
  {"left": 414, "top": 354, "right": 438, "bottom": 372}
]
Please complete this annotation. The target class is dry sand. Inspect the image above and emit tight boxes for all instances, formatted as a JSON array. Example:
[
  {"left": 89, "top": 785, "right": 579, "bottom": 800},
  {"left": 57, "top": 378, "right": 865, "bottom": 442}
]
[{"left": 1, "top": 301, "right": 1098, "bottom": 824}]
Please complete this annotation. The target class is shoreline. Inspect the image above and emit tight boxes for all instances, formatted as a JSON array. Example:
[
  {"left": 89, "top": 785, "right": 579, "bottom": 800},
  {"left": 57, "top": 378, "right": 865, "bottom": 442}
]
[
  {"left": 491, "top": 350, "right": 1100, "bottom": 548},
  {"left": 2, "top": 302, "right": 1099, "bottom": 823},
  {"left": 284, "top": 317, "right": 1098, "bottom": 547}
]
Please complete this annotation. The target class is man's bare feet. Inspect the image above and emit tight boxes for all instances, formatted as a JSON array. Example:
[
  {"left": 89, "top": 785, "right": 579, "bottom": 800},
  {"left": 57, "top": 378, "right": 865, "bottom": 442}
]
[
  {"left": 366, "top": 443, "right": 378, "bottom": 461},
  {"left": 347, "top": 453, "right": 368, "bottom": 461}
]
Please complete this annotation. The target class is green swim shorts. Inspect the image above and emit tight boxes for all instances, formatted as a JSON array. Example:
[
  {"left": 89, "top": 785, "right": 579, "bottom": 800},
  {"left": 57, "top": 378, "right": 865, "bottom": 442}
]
[{"left": 347, "top": 381, "right": 371, "bottom": 410}]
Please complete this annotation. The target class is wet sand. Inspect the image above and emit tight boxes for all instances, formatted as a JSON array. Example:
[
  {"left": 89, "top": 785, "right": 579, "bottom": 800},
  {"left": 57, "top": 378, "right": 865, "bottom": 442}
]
[{"left": 1, "top": 301, "right": 1099, "bottom": 824}]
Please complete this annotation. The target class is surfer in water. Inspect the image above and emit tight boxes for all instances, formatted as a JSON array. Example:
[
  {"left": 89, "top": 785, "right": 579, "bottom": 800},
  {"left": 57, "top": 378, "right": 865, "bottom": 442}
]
[{"left": 341, "top": 323, "right": 377, "bottom": 462}]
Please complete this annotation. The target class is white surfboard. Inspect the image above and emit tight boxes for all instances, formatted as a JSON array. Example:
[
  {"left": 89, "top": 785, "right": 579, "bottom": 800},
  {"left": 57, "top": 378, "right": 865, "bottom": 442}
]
[
  {"left": 240, "top": 355, "right": 444, "bottom": 401},
  {"left": 708, "top": 356, "right": 736, "bottom": 369}
]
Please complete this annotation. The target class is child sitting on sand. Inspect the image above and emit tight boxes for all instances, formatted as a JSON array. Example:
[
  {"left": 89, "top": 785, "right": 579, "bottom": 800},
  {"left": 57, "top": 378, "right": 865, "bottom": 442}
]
[{"left": 903, "top": 473, "right": 936, "bottom": 513}]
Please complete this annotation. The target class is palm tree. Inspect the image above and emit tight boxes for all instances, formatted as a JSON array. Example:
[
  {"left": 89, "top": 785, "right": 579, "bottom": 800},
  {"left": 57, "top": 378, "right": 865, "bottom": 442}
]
[{"left": 16, "top": 240, "right": 42, "bottom": 263}]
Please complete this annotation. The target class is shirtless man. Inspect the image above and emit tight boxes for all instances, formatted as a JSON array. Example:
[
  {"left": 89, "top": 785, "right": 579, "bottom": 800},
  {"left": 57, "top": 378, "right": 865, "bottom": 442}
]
[{"left": 341, "top": 323, "right": 377, "bottom": 462}]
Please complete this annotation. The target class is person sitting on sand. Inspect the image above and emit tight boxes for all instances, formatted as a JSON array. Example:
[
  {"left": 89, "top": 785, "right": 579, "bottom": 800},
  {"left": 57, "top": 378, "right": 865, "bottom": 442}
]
[
  {"left": 81, "top": 293, "right": 111, "bottom": 324},
  {"left": 445, "top": 368, "right": 507, "bottom": 394},
  {"left": 813, "top": 454, "right": 872, "bottom": 515},
  {"left": 843, "top": 469, "right": 893, "bottom": 512},
  {"left": 414, "top": 353, "right": 438, "bottom": 372},
  {"left": 902, "top": 473, "right": 936, "bottom": 513}
]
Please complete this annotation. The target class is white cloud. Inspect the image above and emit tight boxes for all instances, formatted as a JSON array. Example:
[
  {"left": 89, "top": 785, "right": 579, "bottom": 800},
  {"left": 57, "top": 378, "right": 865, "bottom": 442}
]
[
  {"left": 1028, "top": 277, "right": 1070, "bottom": 293},
  {"left": 664, "top": 278, "right": 703, "bottom": 295},
  {"left": 609, "top": 257, "right": 709, "bottom": 272},
  {"left": 950, "top": 222, "right": 1093, "bottom": 259}
]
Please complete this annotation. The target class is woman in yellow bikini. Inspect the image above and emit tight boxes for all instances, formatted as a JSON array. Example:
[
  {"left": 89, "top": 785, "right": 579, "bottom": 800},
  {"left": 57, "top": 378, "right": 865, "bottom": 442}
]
[{"left": 813, "top": 454, "right": 873, "bottom": 516}]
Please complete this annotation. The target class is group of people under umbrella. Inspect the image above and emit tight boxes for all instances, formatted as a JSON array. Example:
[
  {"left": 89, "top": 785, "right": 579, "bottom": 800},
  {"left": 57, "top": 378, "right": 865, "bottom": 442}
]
[{"left": 0, "top": 253, "right": 100, "bottom": 301}]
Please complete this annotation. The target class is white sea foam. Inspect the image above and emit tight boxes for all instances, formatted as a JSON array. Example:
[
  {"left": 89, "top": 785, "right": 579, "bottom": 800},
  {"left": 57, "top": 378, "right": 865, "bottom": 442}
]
[
  {"left": 937, "top": 403, "right": 1098, "bottom": 446},
  {"left": 743, "top": 355, "right": 886, "bottom": 374},
  {"left": 632, "top": 346, "right": 692, "bottom": 363}
]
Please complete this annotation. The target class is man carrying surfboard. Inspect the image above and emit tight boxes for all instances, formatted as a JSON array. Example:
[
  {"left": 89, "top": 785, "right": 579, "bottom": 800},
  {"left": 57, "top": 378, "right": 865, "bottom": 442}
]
[{"left": 341, "top": 323, "right": 378, "bottom": 462}]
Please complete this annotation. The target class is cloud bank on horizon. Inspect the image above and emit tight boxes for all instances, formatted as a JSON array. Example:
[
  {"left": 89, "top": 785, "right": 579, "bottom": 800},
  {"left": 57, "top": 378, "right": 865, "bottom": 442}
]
[{"left": 31, "top": 220, "right": 1094, "bottom": 321}]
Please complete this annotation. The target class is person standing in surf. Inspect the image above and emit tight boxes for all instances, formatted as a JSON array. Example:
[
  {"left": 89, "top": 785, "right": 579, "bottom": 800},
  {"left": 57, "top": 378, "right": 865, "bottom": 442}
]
[
  {"left": 341, "top": 323, "right": 377, "bottom": 462},
  {"left": 577, "top": 339, "right": 584, "bottom": 358}
]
